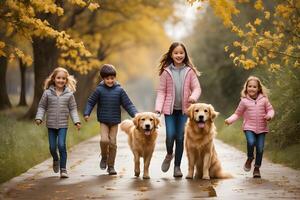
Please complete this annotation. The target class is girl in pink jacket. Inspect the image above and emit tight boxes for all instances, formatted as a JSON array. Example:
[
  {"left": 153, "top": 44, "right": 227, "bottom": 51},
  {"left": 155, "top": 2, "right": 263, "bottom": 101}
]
[
  {"left": 225, "top": 76, "right": 275, "bottom": 178},
  {"left": 155, "top": 42, "right": 201, "bottom": 177}
]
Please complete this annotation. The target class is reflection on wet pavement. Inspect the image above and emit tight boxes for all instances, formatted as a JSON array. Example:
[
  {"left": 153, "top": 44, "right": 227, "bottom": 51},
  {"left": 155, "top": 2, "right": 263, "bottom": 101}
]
[{"left": 1, "top": 123, "right": 300, "bottom": 199}]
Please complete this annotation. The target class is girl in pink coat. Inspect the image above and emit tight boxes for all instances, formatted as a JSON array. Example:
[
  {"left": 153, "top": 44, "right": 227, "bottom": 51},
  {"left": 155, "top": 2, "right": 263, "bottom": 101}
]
[
  {"left": 225, "top": 76, "right": 275, "bottom": 178},
  {"left": 155, "top": 42, "right": 201, "bottom": 177}
]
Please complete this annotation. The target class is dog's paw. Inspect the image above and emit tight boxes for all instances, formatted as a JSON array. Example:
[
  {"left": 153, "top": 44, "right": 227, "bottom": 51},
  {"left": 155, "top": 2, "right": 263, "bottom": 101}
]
[
  {"left": 202, "top": 175, "right": 210, "bottom": 180},
  {"left": 143, "top": 175, "right": 150, "bottom": 179},
  {"left": 185, "top": 175, "right": 193, "bottom": 179},
  {"left": 134, "top": 171, "right": 140, "bottom": 177}
]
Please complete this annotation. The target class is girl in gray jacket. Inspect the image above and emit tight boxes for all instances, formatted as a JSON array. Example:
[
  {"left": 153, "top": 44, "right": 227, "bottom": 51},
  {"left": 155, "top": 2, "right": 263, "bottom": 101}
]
[{"left": 35, "top": 67, "right": 81, "bottom": 178}]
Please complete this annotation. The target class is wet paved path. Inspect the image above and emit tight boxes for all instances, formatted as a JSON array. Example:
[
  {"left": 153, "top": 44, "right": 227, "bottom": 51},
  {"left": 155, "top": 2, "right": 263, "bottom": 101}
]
[{"left": 1, "top": 125, "right": 300, "bottom": 199}]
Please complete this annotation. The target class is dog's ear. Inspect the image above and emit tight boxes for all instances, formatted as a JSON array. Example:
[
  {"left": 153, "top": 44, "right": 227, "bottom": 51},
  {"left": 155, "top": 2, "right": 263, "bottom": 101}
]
[
  {"left": 154, "top": 115, "right": 161, "bottom": 128},
  {"left": 133, "top": 114, "right": 140, "bottom": 127},
  {"left": 187, "top": 104, "right": 194, "bottom": 119},
  {"left": 208, "top": 104, "right": 219, "bottom": 122}
]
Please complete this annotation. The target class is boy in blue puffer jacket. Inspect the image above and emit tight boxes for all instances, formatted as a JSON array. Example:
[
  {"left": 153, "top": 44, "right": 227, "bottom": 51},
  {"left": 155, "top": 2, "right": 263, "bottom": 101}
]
[{"left": 84, "top": 64, "right": 138, "bottom": 175}]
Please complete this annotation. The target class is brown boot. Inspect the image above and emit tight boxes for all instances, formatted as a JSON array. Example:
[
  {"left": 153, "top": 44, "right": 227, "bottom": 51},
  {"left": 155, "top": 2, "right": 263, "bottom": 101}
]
[
  {"left": 108, "top": 143, "right": 117, "bottom": 167},
  {"left": 107, "top": 166, "right": 117, "bottom": 175},
  {"left": 100, "top": 142, "right": 109, "bottom": 170},
  {"left": 253, "top": 167, "right": 261, "bottom": 178},
  {"left": 243, "top": 158, "right": 253, "bottom": 172}
]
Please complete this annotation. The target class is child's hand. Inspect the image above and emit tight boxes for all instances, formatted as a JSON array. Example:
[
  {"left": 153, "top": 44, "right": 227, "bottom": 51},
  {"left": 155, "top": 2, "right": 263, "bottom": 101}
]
[
  {"left": 75, "top": 123, "right": 81, "bottom": 130},
  {"left": 264, "top": 115, "right": 272, "bottom": 121},
  {"left": 224, "top": 119, "right": 230, "bottom": 125},
  {"left": 188, "top": 97, "right": 196, "bottom": 103},
  {"left": 84, "top": 115, "right": 89, "bottom": 122},
  {"left": 35, "top": 119, "right": 42, "bottom": 125}
]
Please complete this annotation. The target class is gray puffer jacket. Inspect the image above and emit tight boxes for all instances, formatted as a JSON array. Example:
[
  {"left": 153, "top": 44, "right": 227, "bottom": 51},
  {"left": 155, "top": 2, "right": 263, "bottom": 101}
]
[{"left": 35, "top": 85, "right": 80, "bottom": 129}]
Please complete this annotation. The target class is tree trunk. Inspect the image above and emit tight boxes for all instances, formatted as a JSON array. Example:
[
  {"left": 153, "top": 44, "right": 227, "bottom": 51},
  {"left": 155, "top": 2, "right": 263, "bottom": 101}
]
[
  {"left": 72, "top": 69, "right": 98, "bottom": 112},
  {"left": 18, "top": 59, "right": 27, "bottom": 106},
  {"left": 0, "top": 56, "right": 12, "bottom": 110},
  {"left": 23, "top": 37, "right": 58, "bottom": 119}
]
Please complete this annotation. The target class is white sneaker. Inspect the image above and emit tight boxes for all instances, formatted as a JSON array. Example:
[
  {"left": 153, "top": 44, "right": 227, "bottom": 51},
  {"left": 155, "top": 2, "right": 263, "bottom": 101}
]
[{"left": 60, "top": 168, "right": 69, "bottom": 178}]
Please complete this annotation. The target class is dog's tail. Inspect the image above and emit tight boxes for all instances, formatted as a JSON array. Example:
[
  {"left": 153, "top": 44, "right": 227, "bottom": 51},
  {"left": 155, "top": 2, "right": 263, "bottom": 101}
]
[{"left": 120, "top": 119, "right": 134, "bottom": 134}]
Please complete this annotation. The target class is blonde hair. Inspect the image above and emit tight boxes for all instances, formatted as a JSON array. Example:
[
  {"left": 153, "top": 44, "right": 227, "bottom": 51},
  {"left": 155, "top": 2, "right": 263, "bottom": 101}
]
[
  {"left": 44, "top": 67, "right": 77, "bottom": 92},
  {"left": 241, "top": 76, "right": 269, "bottom": 98}
]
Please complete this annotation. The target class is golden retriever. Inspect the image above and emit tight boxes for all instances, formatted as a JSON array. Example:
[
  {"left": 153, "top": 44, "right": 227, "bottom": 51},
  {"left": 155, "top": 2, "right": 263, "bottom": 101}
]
[
  {"left": 185, "top": 103, "right": 232, "bottom": 179},
  {"left": 120, "top": 112, "right": 160, "bottom": 179}
]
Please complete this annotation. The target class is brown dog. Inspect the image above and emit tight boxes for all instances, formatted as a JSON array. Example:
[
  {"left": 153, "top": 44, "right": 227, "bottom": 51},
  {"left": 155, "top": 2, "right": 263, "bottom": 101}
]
[
  {"left": 185, "top": 103, "right": 232, "bottom": 179},
  {"left": 120, "top": 112, "right": 160, "bottom": 179}
]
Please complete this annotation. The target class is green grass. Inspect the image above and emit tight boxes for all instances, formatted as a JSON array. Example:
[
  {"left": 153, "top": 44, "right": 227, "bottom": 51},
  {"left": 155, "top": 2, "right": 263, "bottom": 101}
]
[
  {"left": 0, "top": 107, "right": 99, "bottom": 184},
  {"left": 215, "top": 115, "right": 300, "bottom": 170}
]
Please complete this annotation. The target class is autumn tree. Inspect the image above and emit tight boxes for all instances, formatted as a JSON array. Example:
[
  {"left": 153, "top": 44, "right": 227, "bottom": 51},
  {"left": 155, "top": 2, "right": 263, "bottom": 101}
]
[
  {"left": 0, "top": 0, "right": 100, "bottom": 112},
  {"left": 61, "top": 0, "right": 174, "bottom": 109},
  {"left": 188, "top": 0, "right": 300, "bottom": 70}
]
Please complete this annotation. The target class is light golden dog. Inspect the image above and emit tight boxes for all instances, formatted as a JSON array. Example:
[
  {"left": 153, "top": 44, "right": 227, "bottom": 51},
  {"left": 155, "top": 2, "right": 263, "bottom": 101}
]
[
  {"left": 185, "top": 103, "right": 232, "bottom": 179},
  {"left": 120, "top": 112, "right": 160, "bottom": 179}
]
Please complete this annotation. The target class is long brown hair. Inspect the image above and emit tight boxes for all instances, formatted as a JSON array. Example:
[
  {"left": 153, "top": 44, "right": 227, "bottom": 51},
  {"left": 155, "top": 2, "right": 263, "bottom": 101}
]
[
  {"left": 241, "top": 76, "right": 269, "bottom": 98},
  {"left": 158, "top": 42, "right": 200, "bottom": 76},
  {"left": 44, "top": 67, "right": 77, "bottom": 92}
]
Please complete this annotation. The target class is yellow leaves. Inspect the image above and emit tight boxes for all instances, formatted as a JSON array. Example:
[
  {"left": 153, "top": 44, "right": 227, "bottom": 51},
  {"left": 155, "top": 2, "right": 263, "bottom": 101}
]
[
  {"left": 241, "top": 45, "right": 249, "bottom": 52},
  {"left": 88, "top": 3, "right": 100, "bottom": 11},
  {"left": 254, "top": 18, "right": 262, "bottom": 26},
  {"left": 69, "top": 50, "right": 78, "bottom": 58},
  {"left": 57, "top": 7, "right": 64, "bottom": 16},
  {"left": 270, "top": 63, "right": 280, "bottom": 70},
  {"left": 267, "top": 52, "right": 276, "bottom": 59},
  {"left": 254, "top": 0, "right": 264, "bottom": 11},
  {"left": 0, "top": 41, "right": 5, "bottom": 49},
  {"left": 209, "top": 0, "right": 240, "bottom": 27},
  {"left": 31, "top": 0, "right": 64, "bottom": 16},
  {"left": 241, "top": 59, "right": 257, "bottom": 69},
  {"left": 251, "top": 48, "right": 258, "bottom": 58},
  {"left": 256, "top": 39, "right": 272, "bottom": 49},
  {"left": 233, "top": 56, "right": 239, "bottom": 65},
  {"left": 195, "top": 0, "right": 299, "bottom": 71},
  {"left": 233, "top": 41, "right": 241, "bottom": 47},
  {"left": 263, "top": 31, "right": 271, "bottom": 38},
  {"left": 68, "top": 0, "right": 87, "bottom": 7},
  {"left": 285, "top": 45, "right": 294, "bottom": 55},
  {"left": 294, "top": 60, "right": 300, "bottom": 68},
  {"left": 0, "top": 50, "right": 6, "bottom": 57},
  {"left": 276, "top": 4, "right": 293, "bottom": 18},
  {"left": 6, "top": 23, "right": 14, "bottom": 36},
  {"left": 224, "top": 45, "right": 229, "bottom": 52},
  {"left": 14, "top": 48, "right": 33, "bottom": 66},
  {"left": 264, "top": 11, "right": 270, "bottom": 20}
]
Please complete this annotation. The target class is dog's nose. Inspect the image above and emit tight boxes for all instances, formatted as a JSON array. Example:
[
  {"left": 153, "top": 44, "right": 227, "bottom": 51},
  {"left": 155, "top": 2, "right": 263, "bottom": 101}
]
[
  {"left": 199, "top": 115, "right": 204, "bottom": 121},
  {"left": 145, "top": 124, "right": 150, "bottom": 129}
]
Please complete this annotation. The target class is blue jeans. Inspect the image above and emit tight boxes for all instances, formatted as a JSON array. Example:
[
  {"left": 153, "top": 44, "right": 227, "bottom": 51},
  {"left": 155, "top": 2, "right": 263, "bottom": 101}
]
[
  {"left": 165, "top": 110, "right": 187, "bottom": 167},
  {"left": 48, "top": 128, "right": 68, "bottom": 169},
  {"left": 244, "top": 130, "right": 266, "bottom": 167}
]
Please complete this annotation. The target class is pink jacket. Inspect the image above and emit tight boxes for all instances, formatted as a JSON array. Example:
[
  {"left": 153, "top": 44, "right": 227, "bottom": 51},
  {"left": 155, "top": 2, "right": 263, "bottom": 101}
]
[
  {"left": 226, "top": 94, "right": 275, "bottom": 134},
  {"left": 155, "top": 67, "right": 201, "bottom": 115}
]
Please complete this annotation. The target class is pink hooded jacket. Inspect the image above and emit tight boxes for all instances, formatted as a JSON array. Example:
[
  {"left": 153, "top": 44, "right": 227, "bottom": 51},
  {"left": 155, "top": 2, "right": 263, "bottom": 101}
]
[
  {"left": 155, "top": 67, "right": 201, "bottom": 115},
  {"left": 226, "top": 94, "right": 275, "bottom": 134}
]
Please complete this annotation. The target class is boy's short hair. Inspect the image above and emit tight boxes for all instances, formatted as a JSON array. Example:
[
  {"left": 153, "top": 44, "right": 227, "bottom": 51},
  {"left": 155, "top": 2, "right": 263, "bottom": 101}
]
[{"left": 100, "top": 64, "right": 117, "bottom": 78}]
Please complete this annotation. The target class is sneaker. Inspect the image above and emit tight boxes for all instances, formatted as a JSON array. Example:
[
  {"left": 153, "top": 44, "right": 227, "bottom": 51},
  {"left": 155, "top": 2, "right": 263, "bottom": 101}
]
[
  {"left": 100, "top": 157, "right": 107, "bottom": 170},
  {"left": 60, "top": 168, "right": 69, "bottom": 178},
  {"left": 243, "top": 158, "right": 253, "bottom": 172},
  {"left": 107, "top": 166, "right": 117, "bottom": 175},
  {"left": 53, "top": 160, "right": 59, "bottom": 173},
  {"left": 173, "top": 166, "right": 183, "bottom": 178},
  {"left": 253, "top": 167, "right": 261, "bottom": 178},
  {"left": 161, "top": 154, "right": 173, "bottom": 172}
]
